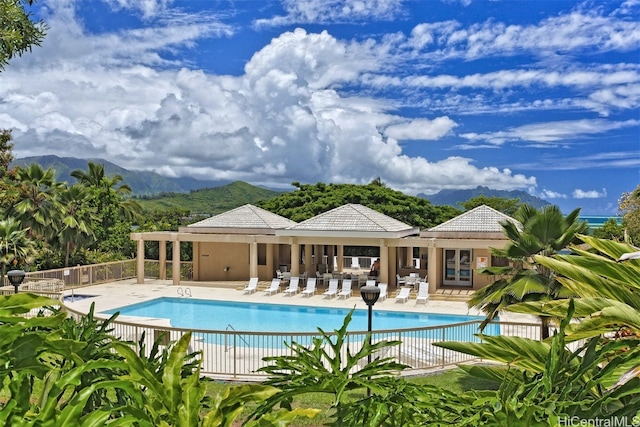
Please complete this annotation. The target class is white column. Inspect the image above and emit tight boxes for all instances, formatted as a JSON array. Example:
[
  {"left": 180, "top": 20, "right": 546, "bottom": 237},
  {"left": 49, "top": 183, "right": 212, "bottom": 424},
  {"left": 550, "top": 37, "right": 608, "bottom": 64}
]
[
  {"left": 249, "top": 242, "right": 258, "bottom": 278},
  {"left": 290, "top": 241, "right": 300, "bottom": 276},
  {"left": 379, "top": 239, "right": 389, "bottom": 284},
  {"left": 428, "top": 246, "right": 437, "bottom": 293},
  {"left": 172, "top": 234, "right": 180, "bottom": 285},
  {"left": 136, "top": 237, "right": 144, "bottom": 284},
  {"left": 159, "top": 240, "right": 167, "bottom": 280}
]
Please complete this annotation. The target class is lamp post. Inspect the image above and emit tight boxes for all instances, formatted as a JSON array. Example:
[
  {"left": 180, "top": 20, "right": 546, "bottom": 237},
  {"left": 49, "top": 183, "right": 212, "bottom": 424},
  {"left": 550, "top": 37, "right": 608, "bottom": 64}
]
[
  {"left": 360, "top": 284, "right": 380, "bottom": 397},
  {"left": 7, "top": 270, "right": 26, "bottom": 294}
]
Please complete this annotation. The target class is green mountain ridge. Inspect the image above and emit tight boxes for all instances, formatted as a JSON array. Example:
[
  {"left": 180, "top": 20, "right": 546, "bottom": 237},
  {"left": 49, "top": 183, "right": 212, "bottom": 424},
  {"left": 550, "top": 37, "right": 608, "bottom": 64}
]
[
  {"left": 11, "top": 155, "right": 228, "bottom": 195},
  {"left": 419, "top": 186, "right": 550, "bottom": 209},
  {"left": 136, "top": 181, "right": 283, "bottom": 215}
]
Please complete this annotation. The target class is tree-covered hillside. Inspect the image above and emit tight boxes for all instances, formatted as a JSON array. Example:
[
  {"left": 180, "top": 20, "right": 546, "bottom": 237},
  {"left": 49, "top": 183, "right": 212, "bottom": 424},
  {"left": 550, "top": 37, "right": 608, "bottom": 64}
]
[
  {"left": 135, "top": 181, "right": 282, "bottom": 215},
  {"left": 257, "top": 180, "right": 461, "bottom": 229}
]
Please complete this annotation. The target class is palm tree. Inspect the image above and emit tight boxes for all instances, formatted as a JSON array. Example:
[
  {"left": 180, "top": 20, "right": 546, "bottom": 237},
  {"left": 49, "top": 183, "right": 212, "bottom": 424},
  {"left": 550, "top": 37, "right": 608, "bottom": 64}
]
[
  {"left": 510, "top": 234, "right": 640, "bottom": 341},
  {"left": 7, "top": 164, "right": 64, "bottom": 240},
  {"left": 55, "top": 184, "right": 99, "bottom": 266},
  {"left": 0, "top": 218, "right": 36, "bottom": 284},
  {"left": 468, "top": 205, "right": 589, "bottom": 339},
  {"left": 71, "top": 162, "right": 141, "bottom": 220}
]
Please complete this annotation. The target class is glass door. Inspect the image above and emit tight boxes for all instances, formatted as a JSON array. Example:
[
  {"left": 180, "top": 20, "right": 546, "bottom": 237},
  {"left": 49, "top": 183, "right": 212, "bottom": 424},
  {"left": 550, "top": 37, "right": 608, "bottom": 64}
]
[{"left": 443, "top": 249, "right": 472, "bottom": 286}]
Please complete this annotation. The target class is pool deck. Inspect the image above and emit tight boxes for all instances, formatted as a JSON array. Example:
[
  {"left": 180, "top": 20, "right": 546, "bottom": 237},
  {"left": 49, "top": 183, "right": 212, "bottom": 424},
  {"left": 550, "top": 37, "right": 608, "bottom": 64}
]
[{"left": 63, "top": 278, "right": 537, "bottom": 325}]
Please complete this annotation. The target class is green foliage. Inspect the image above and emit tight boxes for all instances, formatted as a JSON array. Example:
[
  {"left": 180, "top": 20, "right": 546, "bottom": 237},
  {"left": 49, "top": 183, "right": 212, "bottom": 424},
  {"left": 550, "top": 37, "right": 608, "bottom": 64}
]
[
  {"left": 0, "top": 0, "right": 47, "bottom": 71},
  {"left": 56, "top": 303, "right": 132, "bottom": 414},
  {"left": 510, "top": 234, "right": 640, "bottom": 341},
  {"left": 619, "top": 185, "right": 640, "bottom": 244},
  {"left": 0, "top": 217, "right": 36, "bottom": 282},
  {"left": 252, "top": 310, "right": 420, "bottom": 424},
  {"left": 0, "top": 129, "right": 14, "bottom": 175},
  {"left": 592, "top": 217, "right": 626, "bottom": 241},
  {"left": 460, "top": 195, "right": 522, "bottom": 216},
  {"left": 135, "top": 181, "right": 281, "bottom": 216},
  {"left": 435, "top": 303, "right": 640, "bottom": 424},
  {"left": 469, "top": 205, "right": 589, "bottom": 338},
  {"left": 1, "top": 294, "right": 316, "bottom": 426},
  {"left": 258, "top": 180, "right": 459, "bottom": 228}
]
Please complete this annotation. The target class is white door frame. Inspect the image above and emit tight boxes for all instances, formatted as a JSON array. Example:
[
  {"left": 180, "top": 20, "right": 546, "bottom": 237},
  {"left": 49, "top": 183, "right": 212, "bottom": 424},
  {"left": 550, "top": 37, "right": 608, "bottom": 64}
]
[{"left": 442, "top": 248, "right": 472, "bottom": 286}]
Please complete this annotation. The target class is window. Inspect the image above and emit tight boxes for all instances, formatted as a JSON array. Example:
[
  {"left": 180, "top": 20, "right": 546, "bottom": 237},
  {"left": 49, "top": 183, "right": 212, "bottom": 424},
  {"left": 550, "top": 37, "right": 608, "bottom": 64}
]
[{"left": 491, "top": 255, "right": 509, "bottom": 267}]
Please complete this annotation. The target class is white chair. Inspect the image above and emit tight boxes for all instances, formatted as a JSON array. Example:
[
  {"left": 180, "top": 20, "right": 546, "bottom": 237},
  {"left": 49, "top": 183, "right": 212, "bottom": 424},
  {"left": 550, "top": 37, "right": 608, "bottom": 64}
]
[
  {"left": 242, "top": 277, "right": 259, "bottom": 294},
  {"left": 337, "top": 279, "right": 352, "bottom": 299},
  {"left": 416, "top": 282, "right": 429, "bottom": 304},
  {"left": 263, "top": 278, "right": 281, "bottom": 296},
  {"left": 378, "top": 283, "right": 388, "bottom": 301},
  {"left": 283, "top": 277, "right": 300, "bottom": 296},
  {"left": 323, "top": 279, "right": 339, "bottom": 299},
  {"left": 396, "top": 274, "right": 406, "bottom": 286},
  {"left": 395, "top": 287, "right": 411, "bottom": 303},
  {"left": 366, "top": 279, "right": 377, "bottom": 287},
  {"left": 301, "top": 277, "right": 317, "bottom": 297}
]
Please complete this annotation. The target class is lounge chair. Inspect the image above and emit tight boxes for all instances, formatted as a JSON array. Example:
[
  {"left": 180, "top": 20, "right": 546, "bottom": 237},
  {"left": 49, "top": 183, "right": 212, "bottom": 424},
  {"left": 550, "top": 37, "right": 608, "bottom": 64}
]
[
  {"left": 366, "top": 279, "right": 377, "bottom": 287},
  {"left": 396, "top": 274, "right": 406, "bottom": 286},
  {"left": 416, "top": 282, "right": 429, "bottom": 304},
  {"left": 337, "top": 279, "right": 352, "bottom": 299},
  {"left": 263, "top": 278, "right": 281, "bottom": 296},
  {"left": 323, "top": 279, "right": 339, "bottom": 299},
  {"left": 301, "top": 277, "right": 316, "bottom": 297},
  {"left": 242, "top": 277, "right": 259, "bottom": 294},
  {"left": 395, "top": 287, "right": 411, "bottom": 303},
  {"left": 378, "top": 283, "right": 388, "bottom": 301},
  {"left": 283, "top": 277, "right": 300, "bottom": 296}
]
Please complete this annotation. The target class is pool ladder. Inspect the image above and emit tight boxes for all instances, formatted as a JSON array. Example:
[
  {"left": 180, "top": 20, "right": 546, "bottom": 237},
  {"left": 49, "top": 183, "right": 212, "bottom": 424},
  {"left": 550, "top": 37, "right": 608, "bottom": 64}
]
[
  {"left": 176, "top": 287, "right": 192, "bottom": 298},
  {"left": 224, "top": 324, "right": 250, "bottom": 352}
]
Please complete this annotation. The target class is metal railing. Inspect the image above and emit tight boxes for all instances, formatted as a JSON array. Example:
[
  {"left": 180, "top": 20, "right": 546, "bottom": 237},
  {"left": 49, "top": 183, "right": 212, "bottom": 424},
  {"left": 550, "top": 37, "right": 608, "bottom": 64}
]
[
  {"left": 1, "top": 259, "right": 195, "bottom": 289},
  {"left": 62, "top": 302, "right": 541, "bottom": 379}
]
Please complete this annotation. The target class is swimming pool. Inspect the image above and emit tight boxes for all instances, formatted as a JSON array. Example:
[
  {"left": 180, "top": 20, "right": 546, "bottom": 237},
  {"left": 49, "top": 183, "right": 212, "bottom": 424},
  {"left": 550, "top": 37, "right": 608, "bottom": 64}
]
[
  {"left": 63, "top": 294, "right": 98, "bottom": 303},
  {"left": 103, "top": 297, "right": 492, "bottom": 334}
]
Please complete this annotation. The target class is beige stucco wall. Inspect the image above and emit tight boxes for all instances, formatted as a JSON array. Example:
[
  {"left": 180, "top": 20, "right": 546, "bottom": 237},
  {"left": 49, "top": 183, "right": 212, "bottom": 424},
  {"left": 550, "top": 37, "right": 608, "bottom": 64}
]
[{"left": 195, "top": 242, "right": 249, "bottom": 281}]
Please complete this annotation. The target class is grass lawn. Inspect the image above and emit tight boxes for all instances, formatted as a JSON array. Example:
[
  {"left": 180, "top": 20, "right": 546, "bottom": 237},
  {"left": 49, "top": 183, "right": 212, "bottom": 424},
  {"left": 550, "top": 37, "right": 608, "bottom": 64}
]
[{"left": 203, "top": 367, "right": 500, "bottom": 426}]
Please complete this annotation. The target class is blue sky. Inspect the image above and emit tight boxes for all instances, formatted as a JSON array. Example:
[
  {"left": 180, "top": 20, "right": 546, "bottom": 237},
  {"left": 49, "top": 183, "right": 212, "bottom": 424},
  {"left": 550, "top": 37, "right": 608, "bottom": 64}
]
[{"left": 2, "top": 0, "right": 639, "bottom": 215}]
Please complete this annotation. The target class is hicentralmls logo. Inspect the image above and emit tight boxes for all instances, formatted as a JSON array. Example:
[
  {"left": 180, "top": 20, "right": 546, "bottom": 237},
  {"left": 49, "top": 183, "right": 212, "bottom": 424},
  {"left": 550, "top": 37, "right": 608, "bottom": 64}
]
[{"left": 559, "top": 416, "right": 640, "bottom": 427}]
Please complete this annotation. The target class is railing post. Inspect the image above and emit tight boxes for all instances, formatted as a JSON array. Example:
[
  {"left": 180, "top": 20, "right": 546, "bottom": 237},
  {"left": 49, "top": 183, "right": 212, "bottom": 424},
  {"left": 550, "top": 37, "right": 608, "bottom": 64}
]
[
  {"left": 441, "top": 327, "right": 446, "bottom": 367},
  {"left": 233, "top": 333, "right": 237, "bottom": 378}
]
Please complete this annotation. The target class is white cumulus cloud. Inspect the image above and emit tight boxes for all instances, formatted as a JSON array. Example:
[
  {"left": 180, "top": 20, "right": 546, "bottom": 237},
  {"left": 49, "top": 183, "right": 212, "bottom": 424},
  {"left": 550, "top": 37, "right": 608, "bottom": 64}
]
[{"left": 573, "top": 188, "right": 607, "bottom": 199}]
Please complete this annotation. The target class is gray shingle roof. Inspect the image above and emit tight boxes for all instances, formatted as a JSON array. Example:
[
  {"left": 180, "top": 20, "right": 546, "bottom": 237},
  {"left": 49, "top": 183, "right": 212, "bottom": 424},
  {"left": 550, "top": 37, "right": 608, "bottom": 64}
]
[
  {"left": 187, "top": 204, "right": 296, "bottom": 229},
  {"left": 428, "top": 205, "right": 521, "bottom": 232},
  {"left": 287, "top": 204, "right": 414, "bottom": 232}
]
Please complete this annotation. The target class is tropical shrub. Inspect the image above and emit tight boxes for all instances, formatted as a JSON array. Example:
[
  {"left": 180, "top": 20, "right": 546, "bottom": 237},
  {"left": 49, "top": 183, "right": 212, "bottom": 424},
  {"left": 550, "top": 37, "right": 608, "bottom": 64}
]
[
  {"left": 469, "top": 205, "right": 589, "bottom": 338},
  {"left": 0, "top": 294, "right": 317, "bottom": 426},
  {"left": 435, "top": 302, "right": 640, "bottom": 425}
]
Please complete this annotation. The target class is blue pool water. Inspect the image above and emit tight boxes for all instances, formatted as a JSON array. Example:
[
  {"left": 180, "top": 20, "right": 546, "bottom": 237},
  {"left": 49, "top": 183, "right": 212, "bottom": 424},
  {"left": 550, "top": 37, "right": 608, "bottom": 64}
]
[
  {"left": 103, "top": 297, "right": 491, "bottom": 334},
  {"left": 64, "top": 294, "right": 98, "bottom": 302}
]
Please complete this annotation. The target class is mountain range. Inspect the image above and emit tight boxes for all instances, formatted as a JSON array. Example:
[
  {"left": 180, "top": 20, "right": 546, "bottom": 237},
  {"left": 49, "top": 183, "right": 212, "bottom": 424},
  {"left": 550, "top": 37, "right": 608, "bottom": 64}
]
[
  {"left": 419, "top": 186, "right": 550, "bottom": 209},
  {"left": 11, "top": 155, "right": 551, "bottom": 209},
  {"left": 11, "top": 155, "right": 228, "bottom": 195}
]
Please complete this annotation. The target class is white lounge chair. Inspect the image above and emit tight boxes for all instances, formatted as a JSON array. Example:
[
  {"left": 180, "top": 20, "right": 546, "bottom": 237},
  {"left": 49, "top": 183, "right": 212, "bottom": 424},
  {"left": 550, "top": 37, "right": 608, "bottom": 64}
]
[
  {"left": 395, "top": 287, "right": 411, "bottom": 303},
  {"left": 242, "top": 277, "right": 259, "bottom": 294},
  {"left": 283, "top": 277, "right": 300, "bottom": 296},
  {"left": 416, "top": 282, "right": 429, "bottom": 304},
  {"left": 396, "top": 274, "right": 406, "bottom": 286},
  {"left": 337, "top": 279, "right": 352, "bottom": 299},
  {"left": 366, "top": 279, "right": 377, "bottom": 287},
  {"left": 323, "top": 279, "right": 339, "bottom": 299},
  {"left": 263, "top": 278, "right": 281, "bottom": 296},
  {"left": 378, "top": 283, "right": 388, "bottom": 301},
  {"left": 301, "top": 277, "right": 316, "bottom": 297}
]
